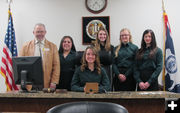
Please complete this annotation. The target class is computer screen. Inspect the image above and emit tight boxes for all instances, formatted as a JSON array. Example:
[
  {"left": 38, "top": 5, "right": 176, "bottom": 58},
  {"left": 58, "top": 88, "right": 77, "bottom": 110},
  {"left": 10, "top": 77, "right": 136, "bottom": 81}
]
[{"left": 12, "top": 56, "right": 44, "bottom": 91}]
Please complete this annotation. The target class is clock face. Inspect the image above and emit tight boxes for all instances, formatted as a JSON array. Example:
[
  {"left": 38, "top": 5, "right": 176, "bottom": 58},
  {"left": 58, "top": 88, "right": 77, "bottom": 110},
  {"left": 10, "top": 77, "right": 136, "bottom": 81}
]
[{"left": 86, "top": 0, "right": 107, "bottom": 14}]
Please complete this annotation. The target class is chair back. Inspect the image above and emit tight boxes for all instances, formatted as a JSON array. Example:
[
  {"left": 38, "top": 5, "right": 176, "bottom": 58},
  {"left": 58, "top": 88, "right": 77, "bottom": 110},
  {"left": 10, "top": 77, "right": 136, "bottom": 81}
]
[
  {"left": 47, "top": 101, "right": 128, "bottom": 113},
  {"left": 75, "top": 51, "right": 84, "bottom": 66},
  {"left": 99, "top": 51, "right": 113, "bottom": 89}
]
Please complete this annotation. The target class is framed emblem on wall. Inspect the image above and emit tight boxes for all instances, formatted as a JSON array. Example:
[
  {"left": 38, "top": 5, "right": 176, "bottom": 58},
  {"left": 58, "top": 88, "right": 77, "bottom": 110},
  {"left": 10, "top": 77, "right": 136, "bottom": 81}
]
[{"left": 82, "top": 16, "right": 110, "bottom": 45}]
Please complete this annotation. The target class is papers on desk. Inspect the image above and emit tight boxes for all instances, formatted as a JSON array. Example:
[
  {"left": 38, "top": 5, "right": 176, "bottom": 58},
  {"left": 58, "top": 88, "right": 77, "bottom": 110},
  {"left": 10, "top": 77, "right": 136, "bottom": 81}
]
[{"left": 138, "top": 91, "right": 165, "bottom": 95}]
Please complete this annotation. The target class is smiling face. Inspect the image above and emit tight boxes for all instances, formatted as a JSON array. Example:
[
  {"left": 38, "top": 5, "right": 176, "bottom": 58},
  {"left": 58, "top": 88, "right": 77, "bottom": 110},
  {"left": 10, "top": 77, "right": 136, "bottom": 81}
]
[
  {"left": 33, "top": 25, "right": 46, "bottom": 41},
  {"left": 62, "top": 37, "right": 72, "bottom": 52},
  {"left": 85, "top": 48, "right": 96, "bottom": 64},
  {"left": 97, "top": 30, "right": 107, "bottom": 43},
  {"left": 144, "top": 32, "right": 152, "bottom": 47},
  {"left": 120, "top": 30, "right": 130, "bottom": 44}
]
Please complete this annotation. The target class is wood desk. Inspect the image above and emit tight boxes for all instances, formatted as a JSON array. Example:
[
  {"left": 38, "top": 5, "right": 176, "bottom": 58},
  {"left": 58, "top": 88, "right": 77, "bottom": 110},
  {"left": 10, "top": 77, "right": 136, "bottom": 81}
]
[{"left": 0, "top": 91, "right": 179, "bottom": 113}]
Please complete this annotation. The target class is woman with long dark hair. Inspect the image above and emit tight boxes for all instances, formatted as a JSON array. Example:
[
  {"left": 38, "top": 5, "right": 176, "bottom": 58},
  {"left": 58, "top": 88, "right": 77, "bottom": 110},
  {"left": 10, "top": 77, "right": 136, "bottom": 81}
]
[
  {"left": 56, "top": 36, "right": 76, "bottom": 91},
  {"left": 134, "top": 29, "right": 163, "bottom": 91}
]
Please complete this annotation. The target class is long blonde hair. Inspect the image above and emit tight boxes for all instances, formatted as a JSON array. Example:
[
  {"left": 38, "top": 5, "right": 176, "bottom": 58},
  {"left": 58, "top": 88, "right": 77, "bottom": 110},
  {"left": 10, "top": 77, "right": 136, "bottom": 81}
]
[
  {"left": 115, "top": 28, "right": 133, "bottom": 57},
  {"left": 81, "top": 46, "right": 101, "bottom": 75},
  {"left": 92, "top": 29, "right": 111, "bottom": 52}
]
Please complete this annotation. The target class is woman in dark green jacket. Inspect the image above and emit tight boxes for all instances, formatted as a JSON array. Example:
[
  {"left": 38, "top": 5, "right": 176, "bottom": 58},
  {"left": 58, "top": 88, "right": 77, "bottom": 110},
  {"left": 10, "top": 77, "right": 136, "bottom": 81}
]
[
  {"left": 134, "top": 29, "right": 163, "bottom": 91},
  {"left": 56, "top": 36, "right": 76, "bottom": 91},
  {"left": 91, "top": 29, "right": 114, "bottom": 86},
  {"left": 71, "top": 46, "right": 110, "bottom": 93},
  {"left": 113, "top": 28, "right": 138, "bottom": 91}
]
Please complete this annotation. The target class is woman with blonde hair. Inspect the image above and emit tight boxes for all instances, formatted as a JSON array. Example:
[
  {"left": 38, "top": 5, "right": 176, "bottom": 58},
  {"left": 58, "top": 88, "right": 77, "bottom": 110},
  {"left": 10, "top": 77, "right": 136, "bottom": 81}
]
[
  {"left": 91, "top": 29, "right": 114, "bottom": 88},
  {"left": 113, "top": 28, "right": 138, "bottom": 91},
  {"left": 92, "top": 28, "right": 113, "bottom": 52},
  {"left": 71, "top": 46, "right": 110, "bottom": 93}
]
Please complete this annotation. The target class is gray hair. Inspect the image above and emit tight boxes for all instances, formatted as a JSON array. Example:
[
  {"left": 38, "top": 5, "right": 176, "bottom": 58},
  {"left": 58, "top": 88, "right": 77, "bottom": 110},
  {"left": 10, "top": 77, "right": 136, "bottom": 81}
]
[{"left": 34, "top": 23, "right": 46, "bottom": 30}]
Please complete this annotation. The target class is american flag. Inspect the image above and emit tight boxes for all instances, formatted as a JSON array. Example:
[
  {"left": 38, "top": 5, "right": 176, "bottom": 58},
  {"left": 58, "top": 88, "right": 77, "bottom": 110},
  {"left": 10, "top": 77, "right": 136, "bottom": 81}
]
[{"left": 0, "top": 9, "right": 18, "bottom": 91}]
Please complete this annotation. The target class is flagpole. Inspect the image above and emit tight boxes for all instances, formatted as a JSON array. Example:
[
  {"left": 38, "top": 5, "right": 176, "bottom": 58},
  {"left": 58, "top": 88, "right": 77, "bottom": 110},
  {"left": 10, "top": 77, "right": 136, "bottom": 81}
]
[
  {"left": 7, "top": 0, "right": 12, "bottom": 10},
  {"left": 162, "top": 0, "right": 166, "bottom": 91}
]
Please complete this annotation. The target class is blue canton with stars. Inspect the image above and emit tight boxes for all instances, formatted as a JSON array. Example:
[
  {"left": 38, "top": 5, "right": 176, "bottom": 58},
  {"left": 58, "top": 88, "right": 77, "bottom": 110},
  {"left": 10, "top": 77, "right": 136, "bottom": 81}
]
[{"left": 5, "top": 11, "right": 17, "bottom": 57}]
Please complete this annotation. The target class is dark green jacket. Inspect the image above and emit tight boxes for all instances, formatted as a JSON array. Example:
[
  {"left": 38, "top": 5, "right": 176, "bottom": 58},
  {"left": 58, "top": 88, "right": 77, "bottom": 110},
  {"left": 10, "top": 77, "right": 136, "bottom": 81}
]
[
  {"left": 59, "top": 51, "right": 76, "bottom": 73},
  {"left": 134, "top": 47, "right": 163, "bottom": 85},
  {"left": 71, "top": 66, "right": 110, "bottom": 92},
  {"left": 113, "top": 42, "right": 138, "bottom": 77},
  {"left": 57, "top": 51, "right": 76, "bottom": 90}
]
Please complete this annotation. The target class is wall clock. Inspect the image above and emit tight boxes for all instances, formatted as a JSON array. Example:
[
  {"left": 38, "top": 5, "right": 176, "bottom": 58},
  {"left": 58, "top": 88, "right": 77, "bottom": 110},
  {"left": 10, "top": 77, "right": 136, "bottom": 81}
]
[{"left": 85, "top": 0, "right": 107, "bottom": 14}]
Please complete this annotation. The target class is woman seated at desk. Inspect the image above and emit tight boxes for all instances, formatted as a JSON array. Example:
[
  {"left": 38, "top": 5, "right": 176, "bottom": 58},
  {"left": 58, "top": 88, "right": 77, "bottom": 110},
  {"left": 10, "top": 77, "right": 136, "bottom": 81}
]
[{"left": 71, "top": 46, "right": 110, "bottom": 93}]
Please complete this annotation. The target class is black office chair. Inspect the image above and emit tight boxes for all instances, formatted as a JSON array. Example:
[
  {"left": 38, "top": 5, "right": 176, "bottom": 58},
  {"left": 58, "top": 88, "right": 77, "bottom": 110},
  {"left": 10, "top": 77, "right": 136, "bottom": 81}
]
[
  {"left": 99, "top": 51, "right": 113, "bottom": 88},
  {"left": 47, "top": 101, "right": 128, "bottom": 113},
  {"left": 75, "top": 51, "right": 84, "bottom": 66}
]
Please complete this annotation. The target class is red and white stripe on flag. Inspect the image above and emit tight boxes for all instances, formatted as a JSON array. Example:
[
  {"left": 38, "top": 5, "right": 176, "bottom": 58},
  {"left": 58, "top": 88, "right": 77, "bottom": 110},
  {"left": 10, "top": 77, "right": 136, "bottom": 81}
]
[{"left": 0, "top": 44, "right": 18, "bottom": 91}]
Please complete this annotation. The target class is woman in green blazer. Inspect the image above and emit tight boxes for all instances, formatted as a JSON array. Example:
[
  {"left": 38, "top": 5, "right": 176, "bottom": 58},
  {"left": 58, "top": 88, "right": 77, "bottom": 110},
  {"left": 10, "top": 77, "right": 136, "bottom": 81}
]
[
  {"left": 71, "top": 46, "right": 110, "bottom": 93},
  {"left": 134, "top": 29, "right": 163, "bottom": 91}
]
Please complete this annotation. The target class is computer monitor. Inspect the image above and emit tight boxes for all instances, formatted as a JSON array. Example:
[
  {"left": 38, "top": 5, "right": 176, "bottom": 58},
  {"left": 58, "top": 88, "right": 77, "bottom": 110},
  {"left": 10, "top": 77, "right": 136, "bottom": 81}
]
[{"left": 12, "top": 56, "right": 44, "bottom": 91}]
